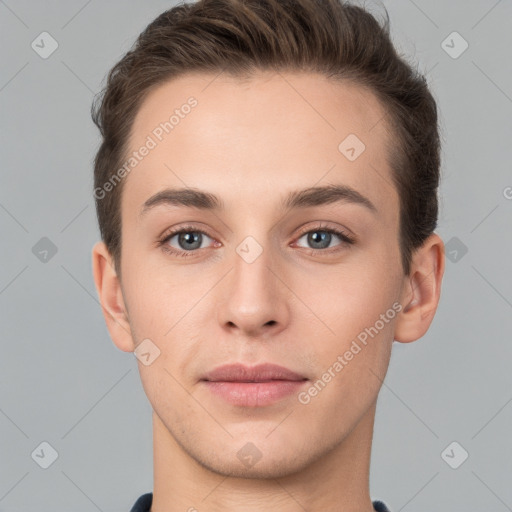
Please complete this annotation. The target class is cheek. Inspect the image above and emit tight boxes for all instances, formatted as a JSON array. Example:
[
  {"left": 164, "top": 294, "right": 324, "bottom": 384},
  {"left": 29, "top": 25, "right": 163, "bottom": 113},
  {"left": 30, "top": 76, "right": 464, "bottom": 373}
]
[
  {"left": 292, "top": 260, "right": 400, "bottom": 362},
  {"left": 122, "top": 263, "right": 208, "bottom": 366},
  {"left": 121, "top": 254, "right": 184, "bottom": 329},
  {"left": 301, "top": 270, "right": 397, "bottom": 413},
  {"left": 303, "top": 260, "right": 399, "bottom": 317}
]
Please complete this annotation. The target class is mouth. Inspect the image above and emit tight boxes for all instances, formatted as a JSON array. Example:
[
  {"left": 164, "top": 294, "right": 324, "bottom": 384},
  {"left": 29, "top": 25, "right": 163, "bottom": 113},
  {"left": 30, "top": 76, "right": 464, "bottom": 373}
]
[{"left": 200, "top": 363, "right": 309, "bottom": 407}]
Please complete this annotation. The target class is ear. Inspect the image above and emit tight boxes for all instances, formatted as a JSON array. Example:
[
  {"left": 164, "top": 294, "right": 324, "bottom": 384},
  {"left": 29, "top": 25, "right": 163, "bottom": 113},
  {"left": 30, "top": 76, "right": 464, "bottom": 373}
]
[
  {"left": 91, "top": 241, "right": 135, "bottom": 352},
  {"left": 394, "top": 232, "right": 445, "bottom": 343}
]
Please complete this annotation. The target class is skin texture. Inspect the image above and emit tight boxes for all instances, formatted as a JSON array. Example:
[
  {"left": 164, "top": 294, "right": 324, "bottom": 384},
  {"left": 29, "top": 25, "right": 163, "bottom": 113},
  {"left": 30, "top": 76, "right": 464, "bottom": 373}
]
[{"left": 92, "top": 71, "right": 445, "bottom": 512}]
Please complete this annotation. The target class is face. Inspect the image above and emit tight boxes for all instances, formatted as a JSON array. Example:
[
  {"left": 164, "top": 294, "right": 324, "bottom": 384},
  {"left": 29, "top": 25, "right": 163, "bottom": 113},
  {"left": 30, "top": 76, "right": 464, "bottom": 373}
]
[{"left": 115, "top": 71, "right": 407, "bottom": 477}]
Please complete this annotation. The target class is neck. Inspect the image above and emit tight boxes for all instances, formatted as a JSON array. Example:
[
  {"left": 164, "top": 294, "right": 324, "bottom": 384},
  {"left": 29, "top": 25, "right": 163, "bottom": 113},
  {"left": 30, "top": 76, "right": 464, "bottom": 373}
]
[{"left": 151, "top": 401, "right": 377, "bottom": 512}]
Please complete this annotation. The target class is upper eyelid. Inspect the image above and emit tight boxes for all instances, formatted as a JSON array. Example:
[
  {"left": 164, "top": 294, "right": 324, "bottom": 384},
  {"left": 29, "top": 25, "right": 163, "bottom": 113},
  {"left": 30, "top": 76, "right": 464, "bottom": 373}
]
[
  {"left": 296, "top": 223, "right": 350, "bottom": 235},
  {"left": 163, "top": 222, "right": 348, "bottom": 236},
  {"left": 161, "top": 224, "right": 212, "bottom": 239},
  {"left": 162, "top": 226, "right": 214, "bottom": 245}
]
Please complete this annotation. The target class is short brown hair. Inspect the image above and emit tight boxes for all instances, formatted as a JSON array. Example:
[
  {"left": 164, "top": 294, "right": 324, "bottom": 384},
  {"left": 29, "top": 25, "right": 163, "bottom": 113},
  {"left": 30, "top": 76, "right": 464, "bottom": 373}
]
[{"left": 92, "top": 0, "right": 440, "bottom": 277}]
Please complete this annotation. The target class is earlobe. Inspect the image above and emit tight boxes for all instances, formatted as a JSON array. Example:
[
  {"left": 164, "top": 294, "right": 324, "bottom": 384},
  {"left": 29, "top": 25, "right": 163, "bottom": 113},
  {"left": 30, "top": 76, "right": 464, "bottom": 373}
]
[
  {"left": 91, "top": 241, "right": 135, "bottom": 352},
  {"left": 394, "top": 233, "right": 445, "bottom": 343}
]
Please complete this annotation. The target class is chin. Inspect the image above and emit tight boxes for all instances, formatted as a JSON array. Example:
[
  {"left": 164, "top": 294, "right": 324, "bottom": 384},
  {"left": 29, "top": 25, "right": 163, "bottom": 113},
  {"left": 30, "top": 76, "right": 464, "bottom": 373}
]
[{"left": 196, "top": 451, "right": 310, "bottom": 480}]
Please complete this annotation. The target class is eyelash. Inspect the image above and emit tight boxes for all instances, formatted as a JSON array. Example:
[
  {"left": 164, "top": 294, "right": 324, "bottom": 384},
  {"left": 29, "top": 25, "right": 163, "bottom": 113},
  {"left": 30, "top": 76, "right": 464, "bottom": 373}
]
[{"left": 157, "top": 223, "right": 355, "bottom": 259}]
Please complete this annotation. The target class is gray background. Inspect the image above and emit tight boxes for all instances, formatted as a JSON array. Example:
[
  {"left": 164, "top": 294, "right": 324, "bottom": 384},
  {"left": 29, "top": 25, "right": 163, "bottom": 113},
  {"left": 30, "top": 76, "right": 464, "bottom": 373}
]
[{"left": 1, "top": 0, "right": 511, "bottom": 511}]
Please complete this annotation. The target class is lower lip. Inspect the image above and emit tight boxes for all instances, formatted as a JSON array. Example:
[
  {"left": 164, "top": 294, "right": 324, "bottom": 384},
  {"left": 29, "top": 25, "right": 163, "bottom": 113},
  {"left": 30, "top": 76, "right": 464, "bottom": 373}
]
[{"left": 202, "top": 380, "right": 308, "bottom": 407}]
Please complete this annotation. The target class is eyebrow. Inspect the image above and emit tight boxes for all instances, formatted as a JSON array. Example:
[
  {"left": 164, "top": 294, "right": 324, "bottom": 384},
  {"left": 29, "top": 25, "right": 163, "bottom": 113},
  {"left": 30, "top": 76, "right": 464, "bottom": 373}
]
[{"left": 139, "top": 184, "right": 377, "bottom": 218}]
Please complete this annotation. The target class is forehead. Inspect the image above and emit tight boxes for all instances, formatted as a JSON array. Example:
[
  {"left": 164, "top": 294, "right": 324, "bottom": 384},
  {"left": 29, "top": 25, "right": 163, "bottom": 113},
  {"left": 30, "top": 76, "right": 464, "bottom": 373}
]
[{"left": 122, "top": 71, "right": 399, "bottom": 224}]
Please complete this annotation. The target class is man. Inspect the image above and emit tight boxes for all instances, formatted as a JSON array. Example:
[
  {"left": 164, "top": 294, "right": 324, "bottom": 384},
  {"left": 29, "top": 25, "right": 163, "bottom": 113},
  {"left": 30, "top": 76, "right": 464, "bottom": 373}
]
[{"left": 91, "top": 0, "right": 445, "bottom": 510}]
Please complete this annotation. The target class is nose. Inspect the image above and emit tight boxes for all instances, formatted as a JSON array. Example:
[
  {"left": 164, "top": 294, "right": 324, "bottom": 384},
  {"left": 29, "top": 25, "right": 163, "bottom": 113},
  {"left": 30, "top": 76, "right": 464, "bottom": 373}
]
[{"left": 216, "top": 241, "right": 290, "bottom": 338}]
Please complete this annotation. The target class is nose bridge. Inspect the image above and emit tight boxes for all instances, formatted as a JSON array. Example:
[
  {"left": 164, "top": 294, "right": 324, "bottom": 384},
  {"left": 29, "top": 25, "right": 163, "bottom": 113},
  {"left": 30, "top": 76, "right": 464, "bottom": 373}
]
[
  {"left": 232, "top": 236, "right": 276, "bottom": 312},
  {"left": 217, "top": 233, "right": 289, "bottom": 335}
]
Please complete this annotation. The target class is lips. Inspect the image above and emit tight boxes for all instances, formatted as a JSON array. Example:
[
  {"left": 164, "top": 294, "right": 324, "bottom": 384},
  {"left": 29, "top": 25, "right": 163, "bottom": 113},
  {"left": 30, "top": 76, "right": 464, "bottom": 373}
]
[
  {"left": 201, "top": 363, "right": 308, "bottom": 383},
  {"left": 201, "top": 363, "right": 309, "bottom": 407}
]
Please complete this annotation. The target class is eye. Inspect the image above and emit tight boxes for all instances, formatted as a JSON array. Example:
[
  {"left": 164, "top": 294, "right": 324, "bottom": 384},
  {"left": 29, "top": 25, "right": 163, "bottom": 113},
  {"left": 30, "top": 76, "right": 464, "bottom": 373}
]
[
  {"left": 158, "top": 225, "right": 216, "bottom": 257},
  {"left": 157, "top": 223, "right": 355, "bottom": 259},
  {"left": 294, "top": 225, "right": 355, "bottom": 252}
]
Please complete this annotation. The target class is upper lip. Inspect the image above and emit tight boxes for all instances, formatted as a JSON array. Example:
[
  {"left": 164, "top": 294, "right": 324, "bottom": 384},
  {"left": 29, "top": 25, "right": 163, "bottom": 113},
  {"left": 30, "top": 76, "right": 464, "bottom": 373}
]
[{"left": 201, "top": 363, "right": 308, "bottom": 382}]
